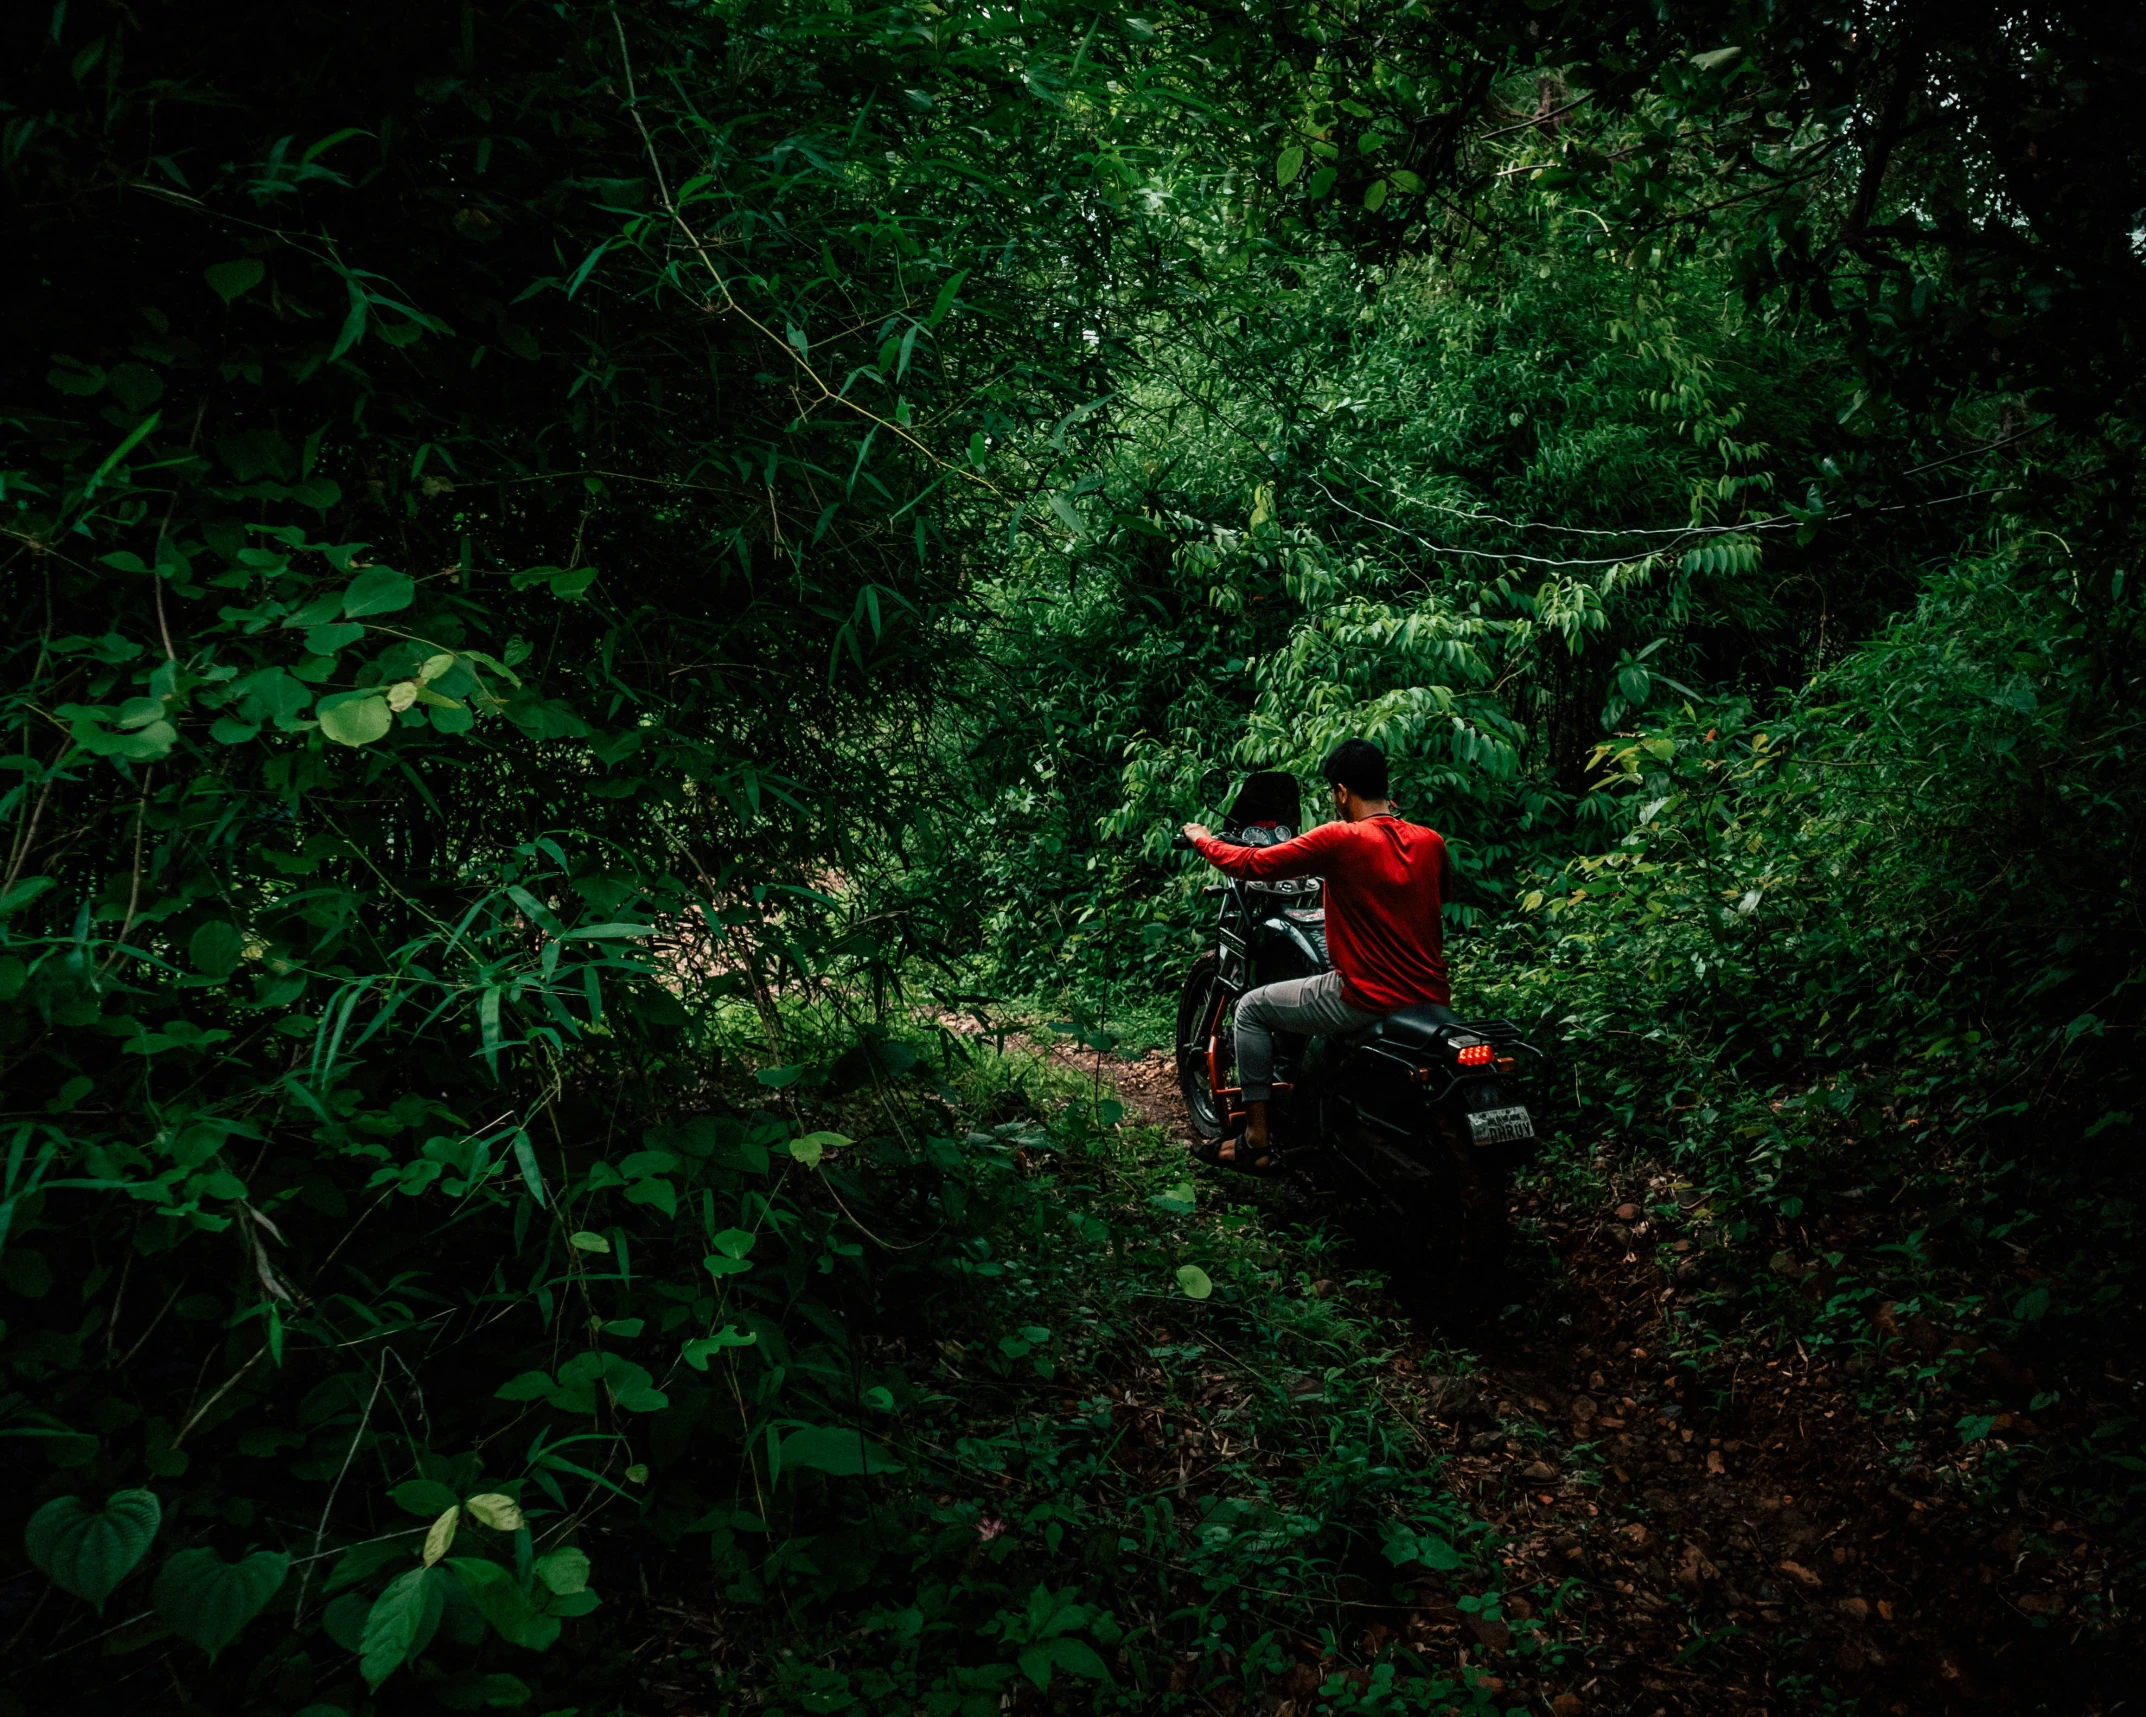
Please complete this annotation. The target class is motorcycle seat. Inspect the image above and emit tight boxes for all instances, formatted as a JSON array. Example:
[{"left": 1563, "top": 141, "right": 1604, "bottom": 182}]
[{"left": 1343, "top": 1001, "right": 1463, "bottom": 1049}]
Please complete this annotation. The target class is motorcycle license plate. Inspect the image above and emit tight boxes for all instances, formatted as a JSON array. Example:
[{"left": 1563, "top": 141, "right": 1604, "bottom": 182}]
[{"left": 1467, "top": 1105, "right": 1535, "bottom": 1146}]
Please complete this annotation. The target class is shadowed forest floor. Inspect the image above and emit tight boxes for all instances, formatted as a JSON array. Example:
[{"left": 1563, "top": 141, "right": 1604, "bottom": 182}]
[{"left": 1080, "top": 1045, "right": 2135, "bottom": 1716}]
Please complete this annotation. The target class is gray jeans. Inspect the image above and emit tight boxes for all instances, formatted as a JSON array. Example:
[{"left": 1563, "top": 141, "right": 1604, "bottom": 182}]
[{"left": 1233, "top": 971, "right": 1376, "bottom": 1105}]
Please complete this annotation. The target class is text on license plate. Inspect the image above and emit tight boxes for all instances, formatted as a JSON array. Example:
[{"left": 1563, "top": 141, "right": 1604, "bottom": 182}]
[{"left": 1467, "top": 1105, "right": 1535, "bottom": 1145}]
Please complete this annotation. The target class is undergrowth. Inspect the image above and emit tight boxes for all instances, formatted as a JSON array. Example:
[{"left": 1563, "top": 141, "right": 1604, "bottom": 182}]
[
  {"left": 4, "top": 984, "right": 1596, "bottom": 1717},
  {"left": 672, "top": 1033, "right": 1576, "bottom": 1715}
]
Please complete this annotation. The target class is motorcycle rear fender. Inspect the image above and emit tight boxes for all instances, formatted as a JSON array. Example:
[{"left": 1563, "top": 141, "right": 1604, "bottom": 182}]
[{"left": 1343, "top": 1038, "right": 1526, "bottom": 1108}]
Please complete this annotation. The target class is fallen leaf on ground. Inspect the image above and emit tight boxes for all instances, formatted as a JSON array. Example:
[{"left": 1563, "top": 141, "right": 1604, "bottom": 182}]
[
  {"left": 1779, "top": 1560, "right": 1822, "bottom": 1587},
  {"left": 1464, "top": 1613, "right": 1510, "bottom": 1651},
  {"left": 1420, "top": 1374, "right": 1484, "bottom": 1418}
]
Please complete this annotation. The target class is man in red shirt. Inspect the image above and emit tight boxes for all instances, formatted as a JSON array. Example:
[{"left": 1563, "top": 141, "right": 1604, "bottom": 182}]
[{"left": 1181, "top": 739, "right": 1455, "bottom": 1170}]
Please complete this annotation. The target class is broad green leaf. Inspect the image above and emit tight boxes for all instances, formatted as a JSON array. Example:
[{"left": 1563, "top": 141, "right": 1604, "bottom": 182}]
[
  {"left": 448, "top": 1557, "right": 559, "bottom": 1651},
  {"left": 1020, "top": 1636, "right": 1112, "bottom": 1690},
  {"left": 776, "top": 1425, "right": 903, "bottom": 1478},
  {"left": 568, "top": 1230, "right": 611, "bottom": 1253},
  {"left": 306, "top": 622, "right": 366, "bottom": 655},
  {"left": 342, "top": 566, "right": 415, "bottom": 617},
  {"left": 1415, "top": 1533, "right": 1461, "bottom": 1570},
  {"left": 388, "top": 1479, "right": 461, "bottom": 1517},
  {"left": 188, "top": 920, "right": 244, "bottom": 980},
  {"left": 204, "top": 259, "right": 265, "bottom": 302},
  {"left": 323, "top": 1590, "right": 372, "bottom": 1652},
  {"left": 324, "top": 1538, "right": 412, "bottom": 1593},
  {"left": 232, "top": 665, "right": 313, "bottom": 723},
  {"left": 558, "top": 1353, "right": 604, "bottom": 1387},
  {"left": 462, "top": 1494, "right": 524, "bottom": 1532},
  {"left": 1364, "top": 177, "right": 1388, "bottom": 211},
  {"left": 24, "top": 1490, "right": 161, "bottom": 1609},
  {"left": 317, "top": 693, "right": 392, "bottom": 747},
  {"left": 787, "top": 1131, "right": 846, "bottom": 1168},
  {"left": 422, "top": 1506, "right": 458, "bottom": 1566},
  {"left": 152, "top": 1547, "right": 289, "bottom": 1661},
  {"left": 533, "top": 1546, "right": 590, "bottom": 1595},
  {"left": 1276, "top": 145, "right": 1304, "bottom": 186},
  {"left": 599, "top": 1358, "right": 667, "bottom": 1412},
  {"left": 87, "top": 717, "right": 177, "bottom": 761},
  {"left": 360, "top": 1566, "right": 444, "bottom": 1688},
  {"left": 1176, "top": 1265, "right": 1213, "bottom": 1300},
  {"left": 1383, "top": 1524, "right": 1462, "bottom": 1570},
  {"left": 708, "top": 1227, "right": 756, "bottom": 1259}
]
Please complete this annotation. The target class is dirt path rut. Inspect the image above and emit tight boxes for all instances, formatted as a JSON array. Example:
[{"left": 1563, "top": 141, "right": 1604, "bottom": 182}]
[{"left": 1098, "top": 1048, "right": 2128, "bottom": 1716}]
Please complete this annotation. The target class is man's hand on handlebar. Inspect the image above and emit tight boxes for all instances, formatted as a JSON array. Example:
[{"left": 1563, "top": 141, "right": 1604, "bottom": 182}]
[{"left": 1179, "top": 823, "right": 1210, "bottom": 849}]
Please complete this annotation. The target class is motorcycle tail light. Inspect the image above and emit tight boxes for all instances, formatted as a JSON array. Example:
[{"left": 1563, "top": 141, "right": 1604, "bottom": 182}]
[
  {"left": 1496, "top": 1055, "right": 1516, "bottom": 1073},
  {"left": 1456, "top": 1043, "right": 1494, "bottom": 1067}
]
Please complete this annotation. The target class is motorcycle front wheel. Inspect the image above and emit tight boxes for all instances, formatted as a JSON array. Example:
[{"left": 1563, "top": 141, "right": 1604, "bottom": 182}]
[{"left": 1174, "top": 952, "right": 1235, "bottom": 1141}]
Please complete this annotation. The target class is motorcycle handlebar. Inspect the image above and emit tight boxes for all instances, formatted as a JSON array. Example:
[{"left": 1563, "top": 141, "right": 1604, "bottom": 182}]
[{"left": 1169, "top": 832, "right": 1194, "bottom": 851}]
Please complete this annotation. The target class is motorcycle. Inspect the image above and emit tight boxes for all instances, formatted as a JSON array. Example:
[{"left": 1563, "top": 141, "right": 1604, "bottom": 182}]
[{"left": 1169, "top": 771, "right": 1538, "bottom": 1296}]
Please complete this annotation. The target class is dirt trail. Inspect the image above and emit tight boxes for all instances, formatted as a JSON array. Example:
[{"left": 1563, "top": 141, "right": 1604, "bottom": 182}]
[{"left": 1094, "top": 1051, "right": 2129, "bottom": 1716}]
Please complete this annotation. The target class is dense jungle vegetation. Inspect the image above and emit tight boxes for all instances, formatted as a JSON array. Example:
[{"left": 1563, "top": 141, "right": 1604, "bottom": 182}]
[{"left": 3, "top": 0, "right": 2142, "bottom": 1712}]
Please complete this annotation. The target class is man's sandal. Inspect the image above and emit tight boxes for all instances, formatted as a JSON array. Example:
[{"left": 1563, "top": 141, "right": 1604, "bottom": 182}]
[{"left": 1190, "top": 1135, "right": 1279, "bottom": 1176}]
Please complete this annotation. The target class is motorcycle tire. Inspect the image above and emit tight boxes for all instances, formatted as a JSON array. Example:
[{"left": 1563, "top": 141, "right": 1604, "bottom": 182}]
[
  {"left": 1174, "top": 952, "right": 1236, "bottom": 1142},
  {"left": 1344, "top": 1113, "right": 1509, "bottom": 1307},
  {"left": 1425, "top": 1108, "right": 1510, "bottom": 1303}
]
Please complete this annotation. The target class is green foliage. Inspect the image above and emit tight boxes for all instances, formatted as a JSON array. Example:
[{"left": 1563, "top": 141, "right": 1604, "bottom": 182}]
[
  {"left": 5, "top": 0, "right": 2144, "bottom": 1701},
  {"left": 23, "top": 1490, "right": 162, "bottom": 1610},
  {"left": 153, "top": 1547, "right": 291, "bottom": 1662}
]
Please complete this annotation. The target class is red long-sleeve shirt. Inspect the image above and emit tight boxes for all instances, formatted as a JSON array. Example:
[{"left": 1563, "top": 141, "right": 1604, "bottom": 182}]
[{"left": 1193, "top": 816, "right": 1454, "bottom": 1012}]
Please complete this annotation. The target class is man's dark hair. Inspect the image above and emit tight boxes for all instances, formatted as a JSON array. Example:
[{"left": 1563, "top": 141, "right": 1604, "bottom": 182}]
[{"left": 1321, "top": 738, "right": 1388, "bottom": 801}]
